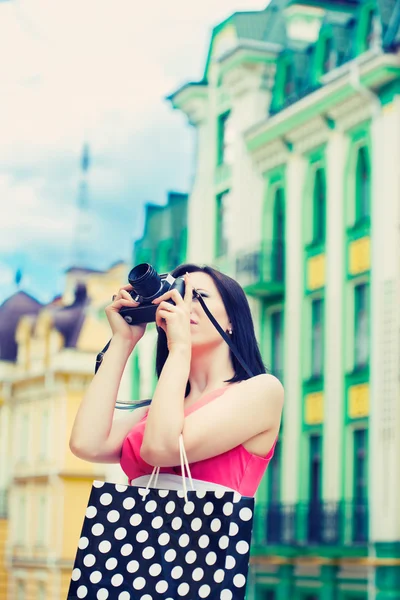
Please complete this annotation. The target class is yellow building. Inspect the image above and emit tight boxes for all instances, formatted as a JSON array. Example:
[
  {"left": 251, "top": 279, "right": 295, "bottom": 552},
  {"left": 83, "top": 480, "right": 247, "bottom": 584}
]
[{"left": 0, "top": 262, "right": 131, "bottom": 600}]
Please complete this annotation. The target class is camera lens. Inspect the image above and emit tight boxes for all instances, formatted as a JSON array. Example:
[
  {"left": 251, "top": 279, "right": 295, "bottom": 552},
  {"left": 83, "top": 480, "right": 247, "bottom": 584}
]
[{"left": 128, "top": 263, "right": 162, "bottom": 299}]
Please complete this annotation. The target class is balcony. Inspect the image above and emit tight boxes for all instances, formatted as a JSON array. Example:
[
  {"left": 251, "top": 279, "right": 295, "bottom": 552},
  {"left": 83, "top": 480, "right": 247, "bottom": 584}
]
[
  {"left": 253, "top": 500, "right": 369, "bottom": 550},
  {"left": 235, "top": 242, "right": 285, "bottom": 299}
]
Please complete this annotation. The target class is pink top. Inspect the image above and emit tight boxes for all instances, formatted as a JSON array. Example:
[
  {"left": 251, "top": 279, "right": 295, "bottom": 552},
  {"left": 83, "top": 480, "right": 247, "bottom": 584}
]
[{"left": 120, "top": 386, "right": 277, "bottom": 497}]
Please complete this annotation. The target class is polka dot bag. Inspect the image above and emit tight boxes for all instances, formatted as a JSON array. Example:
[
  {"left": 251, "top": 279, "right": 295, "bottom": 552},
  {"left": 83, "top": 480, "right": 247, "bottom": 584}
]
[{"left": 67, "top": 436, "right": 255, "bottom": 600}]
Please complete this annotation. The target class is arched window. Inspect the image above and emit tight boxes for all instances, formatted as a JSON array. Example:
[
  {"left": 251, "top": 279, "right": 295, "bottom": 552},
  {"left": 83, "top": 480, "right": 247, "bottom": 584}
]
[
  {"left": 355, "top": 146, "right": 370, "bottom": 223},
  {"left": 313, "top": 168, "right": 326, "bottom": 244}
]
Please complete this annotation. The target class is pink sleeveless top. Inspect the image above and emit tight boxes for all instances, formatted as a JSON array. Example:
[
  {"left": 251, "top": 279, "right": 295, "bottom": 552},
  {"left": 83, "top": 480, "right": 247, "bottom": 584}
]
[{"left": 120, "top": 387, "right": 277, "bottom": 497}]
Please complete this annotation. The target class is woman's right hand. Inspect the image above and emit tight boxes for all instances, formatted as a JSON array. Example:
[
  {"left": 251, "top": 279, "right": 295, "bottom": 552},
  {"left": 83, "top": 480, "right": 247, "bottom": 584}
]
[{"left": 105, "top": 285, "right": 147, "bottom": 347}]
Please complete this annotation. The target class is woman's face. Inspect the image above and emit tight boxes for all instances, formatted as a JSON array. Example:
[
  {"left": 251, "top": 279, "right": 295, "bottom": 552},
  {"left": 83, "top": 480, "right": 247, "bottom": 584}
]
[{"left": 187, "top": 271, "right": 231, "bottom": 349}]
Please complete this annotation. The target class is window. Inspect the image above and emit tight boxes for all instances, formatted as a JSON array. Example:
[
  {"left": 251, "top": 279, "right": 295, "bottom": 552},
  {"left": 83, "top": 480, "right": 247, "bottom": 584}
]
[
  {"left": 37, "top": 495, "right": 47, "bottom": 546},
  {"left": 273, "top": 188, "right": 285, "bottom": 282},
  {"left": 284, "top": 62, "right": 295, "bottom": 96},
  {"left": 271, "top": 310, "right": 284, "bottom": 381},
  {"left": 217, "top": 111, "right": 233, "bottom": 165},
  {"left": 17, "top": 581, "right": 25, "bottom": 600},
  {"left": 262, "top": 591, "right": 276, "bottom": 600},
  {"left": 313, "top": 168, "right": 326, "bottom": 244},
  {"left": 355, "top": 146, "right": 370, "bottom": 223},
  {"left": 308, "top": 434, "right": 322, "bottom": 543},
  {"left": 322, "top": 36, "right": 335, "bottom": 73},
  {"left": 17, "top": 495, "right": 26, "bottom": 544},
  {"left": 268, "top": 440, "right": 281, "bottom": 504},
  {"left": 354, "top": 284, "right": 369, "bottom": 369},
  {"left": 40, "top": 410, "right": 49, "bottom": 459},
  {"left": 19, "top": 413, "right": 29, "bottom": 462},
  {"left": 311, "top": 298, "right": 324, "bottom": 378},
  {"left": 353, "top": 429, "right": 368, "bottom": 542},
  {"left": 37, "top": 583, "right": 46, "bottom": 600},
  {"left": 215, "top": 191, "right": 231, "bottom": 257},
  {"left": 366, "top": 8, "right": 379, "bottom": 50}
]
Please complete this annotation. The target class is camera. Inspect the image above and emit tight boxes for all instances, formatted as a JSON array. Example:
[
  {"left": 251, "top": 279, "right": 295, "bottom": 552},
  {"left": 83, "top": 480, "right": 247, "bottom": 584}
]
[{"left": 119, "top": 263, "right": 186, "bottom": 325}]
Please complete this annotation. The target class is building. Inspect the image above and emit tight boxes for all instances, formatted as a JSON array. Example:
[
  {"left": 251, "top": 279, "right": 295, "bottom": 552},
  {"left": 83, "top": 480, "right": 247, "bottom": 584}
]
[
  {"left": 0, "top": 262, "right": 131, "bottom": 600},
  {"left": 167, "top": 0, "right": 400, "bottom": 598}
]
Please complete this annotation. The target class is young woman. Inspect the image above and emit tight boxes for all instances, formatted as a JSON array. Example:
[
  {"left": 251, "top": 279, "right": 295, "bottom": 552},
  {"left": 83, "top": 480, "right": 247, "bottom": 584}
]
[{"left": 69, "top": 264, "right": 284, "bottom": 497}]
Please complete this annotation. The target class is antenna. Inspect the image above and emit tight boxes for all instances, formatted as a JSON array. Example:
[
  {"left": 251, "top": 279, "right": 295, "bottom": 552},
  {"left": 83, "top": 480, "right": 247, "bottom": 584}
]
[{"left": 72, "top": 143, "right": 92, "bottom": 267}]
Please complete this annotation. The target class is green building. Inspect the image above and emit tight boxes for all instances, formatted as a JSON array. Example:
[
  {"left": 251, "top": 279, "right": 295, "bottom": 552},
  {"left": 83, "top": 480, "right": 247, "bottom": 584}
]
[{"left": 166, "top": 1, "right": 400, "bottom": 598}]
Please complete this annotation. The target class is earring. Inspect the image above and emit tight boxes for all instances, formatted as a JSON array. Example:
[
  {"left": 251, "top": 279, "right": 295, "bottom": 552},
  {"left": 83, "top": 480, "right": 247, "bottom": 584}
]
[{"left": 228, "top": 329, "right": 233, "bottom": 335}]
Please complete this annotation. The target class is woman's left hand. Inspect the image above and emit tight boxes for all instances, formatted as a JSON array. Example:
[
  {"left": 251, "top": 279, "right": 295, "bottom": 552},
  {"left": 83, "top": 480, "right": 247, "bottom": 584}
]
[{"left": 152, "top": 274, "right": 193, "bottom": 352}]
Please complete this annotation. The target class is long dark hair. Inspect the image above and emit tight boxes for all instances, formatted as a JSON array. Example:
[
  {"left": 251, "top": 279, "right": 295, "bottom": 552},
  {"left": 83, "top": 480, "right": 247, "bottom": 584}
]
[{"left": 155, "top": 263, "right": 268, "bottom": 394}]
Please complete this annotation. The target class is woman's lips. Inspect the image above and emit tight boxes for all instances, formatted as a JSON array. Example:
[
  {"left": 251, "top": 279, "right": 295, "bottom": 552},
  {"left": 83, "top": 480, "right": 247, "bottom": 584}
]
[{"left": 190, "top": 319, "right": 198, "bottom": 325}]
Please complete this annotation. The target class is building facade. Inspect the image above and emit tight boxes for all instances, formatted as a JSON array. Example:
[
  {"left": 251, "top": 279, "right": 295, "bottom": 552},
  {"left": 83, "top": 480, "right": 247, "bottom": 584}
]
[
  {"left": 0, "top": 262, "right": 131, "bottom": 600},
  {"left": 167, "top": 1, "right": 400, "bottom": 598}
]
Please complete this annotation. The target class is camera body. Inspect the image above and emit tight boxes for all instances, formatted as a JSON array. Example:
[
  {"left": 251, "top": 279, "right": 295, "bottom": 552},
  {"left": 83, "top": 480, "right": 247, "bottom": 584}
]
[{"left": 119, "top": 264, "right": 185, "bottom": 325}]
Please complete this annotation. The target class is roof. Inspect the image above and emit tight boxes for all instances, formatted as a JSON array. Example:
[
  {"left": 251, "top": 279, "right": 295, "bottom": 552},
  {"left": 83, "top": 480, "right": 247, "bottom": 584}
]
[{"left": 0, "top": 291, "right": 43, "bottom": 362}]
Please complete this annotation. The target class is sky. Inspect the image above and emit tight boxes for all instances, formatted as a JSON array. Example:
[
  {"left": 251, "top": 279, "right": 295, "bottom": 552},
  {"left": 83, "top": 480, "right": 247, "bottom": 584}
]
[{"left": 0, "top": 0, "right": 268, "bottom": 305}]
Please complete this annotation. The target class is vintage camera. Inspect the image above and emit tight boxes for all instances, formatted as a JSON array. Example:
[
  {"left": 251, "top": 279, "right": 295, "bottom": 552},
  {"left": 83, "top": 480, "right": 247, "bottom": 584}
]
[{"left": 119, "top": 263, "right": 185, "bottom": 325}]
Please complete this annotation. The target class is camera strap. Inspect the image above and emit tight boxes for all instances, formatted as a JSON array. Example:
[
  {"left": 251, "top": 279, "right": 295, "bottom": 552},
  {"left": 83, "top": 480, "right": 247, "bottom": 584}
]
[
  {"left": 95, "top": 292, "right": 254, "bottom": 379},
  {"left": 192, "top": 290, "right": 254, "bottom": 378}
]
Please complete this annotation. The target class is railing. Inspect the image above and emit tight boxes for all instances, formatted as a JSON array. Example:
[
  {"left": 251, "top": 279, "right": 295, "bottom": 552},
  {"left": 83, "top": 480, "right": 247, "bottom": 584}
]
[
  {"left": 235, "top": 242, "right": 285, "bottom": 291},
  {"left": 254, "top": 500, "right": 368, "bottom": 547}
]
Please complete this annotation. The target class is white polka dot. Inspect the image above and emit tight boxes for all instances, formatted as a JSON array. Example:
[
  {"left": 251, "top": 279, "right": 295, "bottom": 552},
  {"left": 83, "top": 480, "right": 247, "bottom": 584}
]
[
  {"left": 165, "top": 501, "right": 176, "bottom": 514},
  {"left": 199, "top": 584, "right": 211, "bottom": 598},
  {"left": 139, "top": 596, "right": 152, "bottom": 600},
  {"left": 90, "top": 571, "right": 102, "bottom": 584},
  {"left": 149, "top": 563, "right": 162, "bottom": 577},
  {"left": 196, "top": 490, "right": 206, "bottom": 498},
  {"left": 115, "top": 484, "right": 128, "bottom": 493},
  {"left": 178, "top": 582, "right": 190, "bottom": 596},
  {"left": 219, "top": 535, "right": 229, "bottom": 550},
  {"left": 214, "top": 490, "right": 226, "bottom": 499},
  {"left": 225, "top": 555, "right": 236, "bottom": 570},
  {"left": 126, "top": 560, "right": 139, "bottom": 573},
  {"left": 142, "top": 546, "right": 155, "bottom": 560},
  {"left": 100, "top": 493, "right": 113, "bottom": 506},
  {"left": 83, "top": 554, "right": 96, "bottom": 567},
  {"left": 93, "top": 481, "right": 104, "bottom": 488},
  {"left": 99, "top": 540, "right": 111, "bottom": 554},
  {"left": 236, "top": 540, "right": 249, "bottom": 554},
  {"left": 77, "top": 586, "right": 88, "bottom": 598},
  {"left": 183, "top": 501, "right": 195, "bottom": 515},
  {"left": 164, "top": 548, "right": 176, "bottom": 562},
  {"left": 233, "top": 574, "right": 246, "bottom": 588},
  {"left": 192, "top": 567, "right": 204, "bottom": 581},
  {"left": 156, "top": 581, "right": 168, "bottom": 594},
  {"left": 158, "top": 489, "right": 169, "bottom": 498},
  {"left": 71, "top": 568, "right": 81, "bottom": 581},
  {"left": 179, "top": 533, "right": 190, "bottom": 547},
  {"left": 78, "top": 537, "right": 89, "bottom": 550},
  {"left": 211, "top": 518, "right": 222, "bottom": 532},
  {"left": 233, "top": 492, "right": 242, "bottom": 503},
  {"left": 107, "top": 510, "right": 120, "bottom": 523},
  {"left": 136, "top": 530, "right": 149, "bottom": 543},
  {"left": 123, "top": 497, "right": 135, "bottom": 510},
  {"left": 133, "top": 577, "right": 146, "bottom": 590},
  {"left": 220, "top": 590, "right": 233, "bottom": 600},
  {"left": 185, "top": 550, "right": 197, "bottom": 564},
  {"left": 229, "top": 522, "right": 239, "bottom": 536},
  {"left": 172, "top": 516, "right": 183, "bottom": 530},
  {"left": 121, "top": 543, "right": 133, "bottom": 556},
  {"left": 239, "top": 507, "right": 253, "bottom": 521},
  {"left": 214, "top": 569, "right": 225, "bottom": 583},
  {"left": 176, "top": 490, "right": 185, "bottom": 498},
  {"left": 118, "top": 593, "right": 131, "bottom": 600},
  {"left": 92, "top": 523, "right": 104, "bottom": 536},
  {"left": 158, "top": 532, "right": 170, "bottom": 545},
  {"left": 111, "top": 574, "right": 123, "bottom": 587},
  {"left": 171, "top": 565, "right": 183, "bottom": 579},
  {"left": 129, "top": 513, "right": 142, "bottom": 527},
  {"left": 206, "top": 551, "right": 217, "bottom": 565},
  {"left": 145, "top": 500, "right": 157, "bottom": 513},
  {"left": 115, "top": 527, "right": 127, "bottom": 540},
  {"left": 86, "top": 506, "right": 97, "bottom": 518},
  {"left": 223, "top": 502, "right": 233, "bottom": 516},
  {"left": 191, "top": 517, "right": 202, "bottom": 531},
  {"left": 151, "top": 516, "right": 163, "bottom": 529},
  {"left": 203, "top": 502, "right": 214, "bottom": 516},
  {"left": 105, "top": 557, "right": 118, "bottom": 570},
  {"left": 97, "top": 590, "right": 109, "bottom": 600},
  {"left": 198, "top": 534, "right": 210, "bottom": 548}
]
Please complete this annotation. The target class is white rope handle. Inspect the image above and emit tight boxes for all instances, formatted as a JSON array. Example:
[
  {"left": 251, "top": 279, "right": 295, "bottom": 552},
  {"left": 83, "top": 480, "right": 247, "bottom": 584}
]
[{"left": 143, "top": 434, "right": 194, "bottom": 503}]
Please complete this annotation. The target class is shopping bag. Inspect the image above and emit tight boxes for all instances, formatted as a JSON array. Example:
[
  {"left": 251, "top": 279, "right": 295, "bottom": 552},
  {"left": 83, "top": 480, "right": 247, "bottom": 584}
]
[{"left": 67, "top": 436, "right": 255, "bottom": 599}]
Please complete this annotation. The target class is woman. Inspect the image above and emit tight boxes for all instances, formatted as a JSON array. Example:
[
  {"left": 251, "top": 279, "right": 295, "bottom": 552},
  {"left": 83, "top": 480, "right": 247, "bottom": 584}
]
[{"left": 69, "top": 264, "right": 284, "bottom": 497}]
